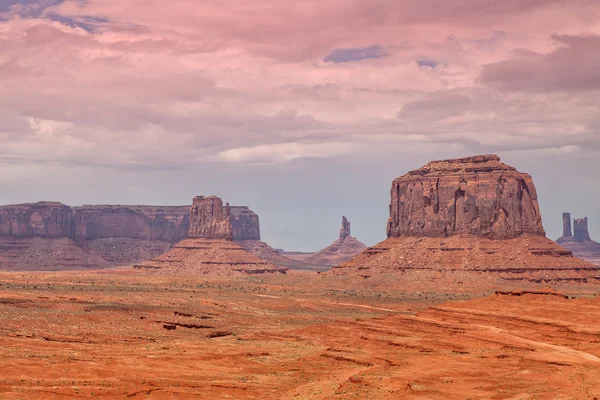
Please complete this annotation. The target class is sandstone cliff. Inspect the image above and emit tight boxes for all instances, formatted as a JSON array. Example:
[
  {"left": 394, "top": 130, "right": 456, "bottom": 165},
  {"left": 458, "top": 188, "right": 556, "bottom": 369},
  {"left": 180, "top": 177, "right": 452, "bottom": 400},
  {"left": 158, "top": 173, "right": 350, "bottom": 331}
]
[
  {"left": 303, "top": 216, "right": 367, "bottom": 266},
  {"left": 0, "top": 202, "right": 74, "bottom": 238},
  {"left": 188, "top": 196, "right": 233, "bottom": 240},
  {"left": 73, "top": 205, "right": 189, "bottom": 242},
  {"left": 230, "top": 206, "right": 261, "bottom": 241},
  {"left": 331, "top": 155, "right": 600, "bottom": 287},
  {"left": 387, "top": 155, "right": 545, "bottom": 239},
  {"left": 0, "top": 197, "right": 263, "bottom": 270},
  {"left": 135, "top": 195, "right": 286, "bottom": 275}
]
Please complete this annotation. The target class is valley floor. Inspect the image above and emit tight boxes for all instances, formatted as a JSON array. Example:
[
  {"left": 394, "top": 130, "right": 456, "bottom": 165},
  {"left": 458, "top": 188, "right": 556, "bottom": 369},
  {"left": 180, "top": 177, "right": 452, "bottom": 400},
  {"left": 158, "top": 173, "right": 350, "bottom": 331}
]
[{"left": 0, "top": 270, "right": 599, "bottom": 399}]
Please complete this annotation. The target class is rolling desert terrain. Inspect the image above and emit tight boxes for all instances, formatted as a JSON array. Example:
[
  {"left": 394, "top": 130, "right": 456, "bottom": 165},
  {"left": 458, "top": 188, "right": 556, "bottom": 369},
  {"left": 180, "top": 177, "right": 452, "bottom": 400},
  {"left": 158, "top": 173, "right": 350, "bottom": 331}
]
[{"left": 0, "top": 269, "right": 599, "bottom": 399}]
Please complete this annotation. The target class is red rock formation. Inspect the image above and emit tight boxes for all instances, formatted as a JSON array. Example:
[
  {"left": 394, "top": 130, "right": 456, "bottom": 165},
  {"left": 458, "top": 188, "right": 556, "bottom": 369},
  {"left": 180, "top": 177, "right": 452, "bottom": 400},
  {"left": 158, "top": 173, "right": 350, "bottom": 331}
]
[
  {"left": 73, "top": 205, "right": 189, "bottom": 242},
  {"left": 188, "top": 196, "right": 233, "bottom": 240},
  {"left": 0, "top": 202, "right": 74, "bottom": 238},
  {"left": 574, "top": 218, "right": 592, "bottom": 242},
  {"left": 303, "top": 216, "right": 367, "bottom": 266},
  {"left": 136, "top": 195, "right": 285, "bottom": 275},
  {"left": 339, "top": 216, "right": 351, "bottom": 239},
  {"left": 230, "top": 206, "right": 261, "bottom": 241},
  {"left": 557, "top": 213, "right": 600, "bottom": 265},
  {"left": 387, "top": 155, "right": 545, "bottom": 240},
  {"left": 0, "top": 196, "right": 265, "bottom": 271},
  {"left": 331, "top": 155, "right": 600, "bottom": 287},
  {"left": 562, "top": 212, "right": 573, "bottom": 239},
  {"left": 135, "top": 238, "right": 286, "bottom": 276}
]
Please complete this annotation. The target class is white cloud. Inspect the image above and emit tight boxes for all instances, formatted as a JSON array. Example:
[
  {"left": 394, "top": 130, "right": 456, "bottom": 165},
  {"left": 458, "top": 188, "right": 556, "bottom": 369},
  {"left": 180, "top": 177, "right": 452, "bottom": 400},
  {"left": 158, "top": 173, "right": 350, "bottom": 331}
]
[{"left": 218, "top": 142, "right": 356, "bottom": 164}]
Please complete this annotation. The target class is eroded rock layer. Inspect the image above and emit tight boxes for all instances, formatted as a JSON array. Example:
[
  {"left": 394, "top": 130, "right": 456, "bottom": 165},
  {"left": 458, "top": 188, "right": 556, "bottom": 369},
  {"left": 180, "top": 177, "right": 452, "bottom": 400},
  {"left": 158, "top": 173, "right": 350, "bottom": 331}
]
[
  {"left": 134, "top": 238, "right": 286, "bottom": 275},
  {"left": 0, "top": 198, "right": 263, "bottom": 270},
  {"left": 188, "top": 196, "right": 233, "bottom": 240},
  {"left": 387, "top": 155, "right": 545, "bottom": 239},
  {"left": 0, "top": 202, "right": 74, "bottom": 238},
  {"left": 303, "top": 216, "right": 367, "bottom": 266},
  {"left": 332, "top": 234, "right": 600, "bottom": 286},
  {"left": 73, "top": 205, "right": 189, "bottom": 242},
  {"left": 135, "top": 195, "right": 285, "bottom": 275},
  {"left": 230, "top": 207, "right": 261, "bottom": 241},
  {"left": 333, "top": 155, "right": 600, "bottom": 288}
]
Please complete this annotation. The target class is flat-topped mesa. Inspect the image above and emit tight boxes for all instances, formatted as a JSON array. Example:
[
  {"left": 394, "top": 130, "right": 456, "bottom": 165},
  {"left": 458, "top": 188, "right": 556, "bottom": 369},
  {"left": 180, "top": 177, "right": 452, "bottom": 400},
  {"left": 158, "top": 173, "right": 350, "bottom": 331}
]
[
  {"left": 387, "top": 154, "right": 545, "bottom": 240},
  {"left": 73, "top": 205, "right": 189, "bottom": 242},
  {"left": 339, "top": 216, "right": 351, "bottom": 240},
  {"left": 188, "top": 196, "right": 233, "bottom": 241},
  {"left": 574, "top": 218, "right": 592, "bottom": 242},
  {"left": 0, "top": 202, "right": 74, "bottom": 238}
]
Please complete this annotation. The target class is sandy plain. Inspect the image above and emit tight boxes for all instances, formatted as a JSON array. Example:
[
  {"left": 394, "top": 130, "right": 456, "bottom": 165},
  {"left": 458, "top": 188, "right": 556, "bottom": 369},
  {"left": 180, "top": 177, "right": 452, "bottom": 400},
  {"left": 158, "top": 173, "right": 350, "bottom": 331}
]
[{"left": 0, "top": 269, "right": 599, "bottom": 399}]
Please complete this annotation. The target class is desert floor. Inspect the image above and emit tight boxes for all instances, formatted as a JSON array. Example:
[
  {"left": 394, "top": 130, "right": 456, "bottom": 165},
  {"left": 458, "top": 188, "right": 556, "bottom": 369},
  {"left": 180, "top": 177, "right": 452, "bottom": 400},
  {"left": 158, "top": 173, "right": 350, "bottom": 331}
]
[{"left": 0, "top": 269, "right": 599, "bottom": 399}]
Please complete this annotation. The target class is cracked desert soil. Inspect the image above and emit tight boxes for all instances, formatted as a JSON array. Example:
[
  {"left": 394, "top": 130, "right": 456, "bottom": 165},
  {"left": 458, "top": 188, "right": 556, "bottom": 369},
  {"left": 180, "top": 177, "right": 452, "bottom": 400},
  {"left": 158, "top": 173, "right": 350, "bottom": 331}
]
[{"left": 0, "top": 269, "right": 599, "bottom": 399}]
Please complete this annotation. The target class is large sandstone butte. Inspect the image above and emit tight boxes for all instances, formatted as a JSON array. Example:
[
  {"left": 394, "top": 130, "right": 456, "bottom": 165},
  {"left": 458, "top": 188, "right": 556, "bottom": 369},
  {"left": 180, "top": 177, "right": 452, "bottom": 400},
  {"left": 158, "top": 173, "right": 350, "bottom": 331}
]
[
  {"left": 135, "top": 196, "right": 286, "bottom": 276},
  {"left": 387, "top": 154, "right": 545, "bottom": 239},
  {"left": 0, "top": 199, "right": 263, "bottom": 270},
  {"left": 188, "top": 196, "right": 233, "bottom": 240},
  {"left": 557, "top": 213, "right": 600, "bottom": 265},
  {"left": 332, "top": 155, "right": 600, "bottom": 287},
  {"left": 303, "top": 216, "right": 367, "bottom": 266}
]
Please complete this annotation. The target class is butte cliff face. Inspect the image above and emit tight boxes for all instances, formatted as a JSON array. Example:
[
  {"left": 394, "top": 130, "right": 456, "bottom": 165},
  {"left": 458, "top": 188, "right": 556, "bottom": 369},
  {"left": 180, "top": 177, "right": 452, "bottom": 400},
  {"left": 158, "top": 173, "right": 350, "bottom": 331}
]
[
  {"left": 73, "top": 205, "right": 189, "bottom": 243},
  {"left": 557, "top": 213, "right": 600, "bottom": 265},
  {"left": 0, "top": 202, "right": 74, "bottom": 238},
  {"left": 188, "top": 196, "right": 233, "bottom": 240},
  {"left": 0, "top": 197, "right": 263, "bottom": 271},
  {"left": 387, "top": 155, "right": 545, "bottom": 240},
  {"left": 331, "top": 155, "right": 600, "bottom": 288},
  {"left": 303, "top": 216, "right": 367, "bottom": 266},
  {"left": 135, "top": 196, "right": 286, "bottom": 276},
  {"left": 230, "top": 206, "right": 260, "bottom": 241}
]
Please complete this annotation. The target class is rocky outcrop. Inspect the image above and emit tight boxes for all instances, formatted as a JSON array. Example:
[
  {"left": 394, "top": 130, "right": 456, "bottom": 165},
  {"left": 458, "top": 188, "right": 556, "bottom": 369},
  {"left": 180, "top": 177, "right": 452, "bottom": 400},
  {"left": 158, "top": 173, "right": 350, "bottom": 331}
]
[
  {"left": 562, "top": 212, "right": 573, "bottom": 239},
  {"left": 574, "top": 218, "right": 592, "bottom": 242},
  {"left": 230, "top": 206, "right": 260, "bottom": 241},
  {"left": 0, "top": 202, "right": 74, "bottom": 238},
  {"left": 188, "top": 196, "right": 233, "bottom": 240},
  {"left": 339, "top": 216, "right": 351, "bottom": 239},
  {"left": 303, "top": 216, "right": 367, "bottom": 266},
  {"left": 387, "top": 155, "right": 545, "bottom": 240},
  {"left": 0, "top": 197, "right": 263, "bottom": 270},
  {"left": 557, "top": 213, "right": 600, "bottom": 265},
  {"left": 134, "top": 238, "right": 286, "bottom": 276},
  {"left": 135, "top": 195, "right": 286, "bottom": 275},
  {"left": 73, "top": 205, "right": 189, "bottom": 242},
  {"left": 331, "top": 155, "right": 600, "bottom": 287}
]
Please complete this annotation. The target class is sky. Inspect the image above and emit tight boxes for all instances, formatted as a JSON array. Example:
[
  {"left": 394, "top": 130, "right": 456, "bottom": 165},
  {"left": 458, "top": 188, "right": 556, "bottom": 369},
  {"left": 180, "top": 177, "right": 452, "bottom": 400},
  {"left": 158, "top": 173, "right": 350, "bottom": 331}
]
[{"left": 0, "top": 0, "right": 599, "bottom": 251}]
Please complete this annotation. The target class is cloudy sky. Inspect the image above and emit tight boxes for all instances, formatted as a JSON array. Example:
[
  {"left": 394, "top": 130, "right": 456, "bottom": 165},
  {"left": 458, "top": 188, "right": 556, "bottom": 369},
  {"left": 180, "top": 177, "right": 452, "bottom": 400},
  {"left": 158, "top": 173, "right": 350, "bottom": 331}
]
[{"left": 1, "top": 0, "right": 599, "bottom": 251}]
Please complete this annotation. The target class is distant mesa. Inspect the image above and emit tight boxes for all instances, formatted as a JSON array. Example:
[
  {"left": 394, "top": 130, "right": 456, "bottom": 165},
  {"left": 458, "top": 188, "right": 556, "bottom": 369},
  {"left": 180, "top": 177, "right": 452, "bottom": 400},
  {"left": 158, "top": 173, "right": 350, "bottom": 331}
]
[
  {"left": 331, "top": 155, "right": 600, "bottom": 288},
  {"left": 0, "top": 196, "right": 274, "bottom": 272},
  {"left": 134, "top": 195, "right": 287, "bottom": 276},
  {"left": 302, "top": 216, "right": 367, "bottom": 266},
  {"left": 557, "top": 213, "right": 600, "bottom": 265}
]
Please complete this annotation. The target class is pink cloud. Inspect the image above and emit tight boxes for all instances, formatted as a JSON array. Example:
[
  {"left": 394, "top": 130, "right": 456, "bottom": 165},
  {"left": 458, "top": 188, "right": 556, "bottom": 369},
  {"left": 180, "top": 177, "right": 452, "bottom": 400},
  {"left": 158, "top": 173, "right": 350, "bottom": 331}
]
[
  {"left": 0, "top": 0, "right": 598, "bottom": 171},
  {"left": 480, "top": 35, "right": 600, "bottom": 91}
]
